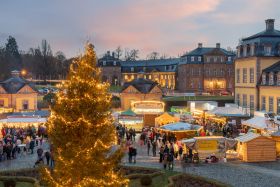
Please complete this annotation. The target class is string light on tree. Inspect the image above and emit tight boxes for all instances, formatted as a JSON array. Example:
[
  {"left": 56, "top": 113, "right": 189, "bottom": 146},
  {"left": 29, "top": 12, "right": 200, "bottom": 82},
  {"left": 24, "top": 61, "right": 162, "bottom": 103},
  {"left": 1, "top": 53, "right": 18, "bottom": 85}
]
[{"left": 42, "top": 43, "right": 128, "bottom": 187}]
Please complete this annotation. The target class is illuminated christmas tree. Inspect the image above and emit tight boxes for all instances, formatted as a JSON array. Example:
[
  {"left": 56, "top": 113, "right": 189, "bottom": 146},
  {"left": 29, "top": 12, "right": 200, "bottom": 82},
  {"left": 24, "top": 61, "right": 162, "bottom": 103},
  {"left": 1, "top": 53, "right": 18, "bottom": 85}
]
[{"left": 42, "top": 43, "right": 128, "bottom": 186}]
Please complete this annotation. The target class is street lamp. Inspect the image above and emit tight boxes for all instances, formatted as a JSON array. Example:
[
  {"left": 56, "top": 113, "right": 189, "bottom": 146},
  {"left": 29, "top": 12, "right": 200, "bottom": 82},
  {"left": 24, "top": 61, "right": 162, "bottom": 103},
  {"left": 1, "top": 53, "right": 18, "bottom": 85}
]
[{"left": 21, "top": 69, "right": 27, "bottom": 76}]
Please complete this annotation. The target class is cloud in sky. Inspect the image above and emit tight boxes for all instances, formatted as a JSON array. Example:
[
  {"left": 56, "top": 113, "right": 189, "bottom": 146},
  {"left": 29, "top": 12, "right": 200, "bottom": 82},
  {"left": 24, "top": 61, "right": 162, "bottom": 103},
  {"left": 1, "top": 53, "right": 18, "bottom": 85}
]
[{"left": 0, "top": 0, "right": 279, "bottom": 58}]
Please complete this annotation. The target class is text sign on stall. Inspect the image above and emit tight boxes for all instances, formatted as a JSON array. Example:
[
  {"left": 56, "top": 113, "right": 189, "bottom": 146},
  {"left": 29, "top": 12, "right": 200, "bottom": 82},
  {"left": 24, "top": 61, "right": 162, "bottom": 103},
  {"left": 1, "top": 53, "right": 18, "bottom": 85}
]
[{"left": 197, "top": 140, "right": 218, "bottom": 151}]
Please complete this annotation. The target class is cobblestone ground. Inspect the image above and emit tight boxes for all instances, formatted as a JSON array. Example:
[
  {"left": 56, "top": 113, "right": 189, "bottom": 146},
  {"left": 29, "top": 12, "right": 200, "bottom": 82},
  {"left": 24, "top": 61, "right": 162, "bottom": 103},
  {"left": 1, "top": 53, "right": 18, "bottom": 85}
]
[
  {"left": 0, "top": 139, "right": 50, "bottom": 171},
  {"left": 1, "top": 136, "right": 279, "bottom": 187},
  {"left": 122, "top": 135, "right": 280, "bottom": 187}
]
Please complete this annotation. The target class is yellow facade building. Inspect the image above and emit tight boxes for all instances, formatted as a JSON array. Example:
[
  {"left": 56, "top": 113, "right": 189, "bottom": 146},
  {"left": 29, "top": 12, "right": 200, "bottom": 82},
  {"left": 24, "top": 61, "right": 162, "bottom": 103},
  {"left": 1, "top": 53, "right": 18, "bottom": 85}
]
[
  {"left": 120, "top": 78, "right": 163, "bottom": 111},
  {"left": 235, "top": 19, "right": 280, "bottom": 114},
  {"left": 0, "top": 70, "right": 38, "bottom": 112}
]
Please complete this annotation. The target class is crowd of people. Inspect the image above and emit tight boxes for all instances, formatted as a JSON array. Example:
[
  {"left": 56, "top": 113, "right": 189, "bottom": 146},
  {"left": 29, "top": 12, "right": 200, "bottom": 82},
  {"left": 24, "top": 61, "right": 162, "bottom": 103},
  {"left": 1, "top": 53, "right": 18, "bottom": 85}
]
[{"left": 0, "top": 125, "right": 54, "bottom": 168}]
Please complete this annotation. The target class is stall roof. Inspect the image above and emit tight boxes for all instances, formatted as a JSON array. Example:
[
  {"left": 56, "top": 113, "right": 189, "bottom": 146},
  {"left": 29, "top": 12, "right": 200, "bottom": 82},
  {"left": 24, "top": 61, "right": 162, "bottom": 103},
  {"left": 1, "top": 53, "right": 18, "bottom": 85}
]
[
  {"left": 0, "top": 117, "right": 46, "bottom": 123},
  {"left": 120, "top": 109, "right": 136, "bottom": 116},
  {"left": 160, "top": 122, "right": 201, "bottom": 131},
  {"left": 235, "top": 133, "right": 260, "bottom": 143},
  {"left": 208, "top": 106, "right": 248, "bottom": 117},
  {"left": 242, "top": 116, "right": 276, "bottom": 130},
  {"left": 271, "top": 130, "right": 280, "bottom": 137}
]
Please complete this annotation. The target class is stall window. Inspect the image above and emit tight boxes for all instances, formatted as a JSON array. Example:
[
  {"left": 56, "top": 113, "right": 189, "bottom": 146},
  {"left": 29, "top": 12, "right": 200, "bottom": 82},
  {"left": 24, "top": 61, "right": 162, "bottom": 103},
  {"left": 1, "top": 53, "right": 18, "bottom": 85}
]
[
  {"left": 22, "top": 100, "right": 29, "bottom": 110},
  {"left": 0, "top": 100, "right": 4, "bottom": 107}
]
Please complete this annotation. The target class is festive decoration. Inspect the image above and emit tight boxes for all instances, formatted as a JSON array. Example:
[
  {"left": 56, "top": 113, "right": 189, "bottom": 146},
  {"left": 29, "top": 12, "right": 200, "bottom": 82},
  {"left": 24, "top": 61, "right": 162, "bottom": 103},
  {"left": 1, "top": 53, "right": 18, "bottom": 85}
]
[{"left": 42, "top": 43, "right": 128, "bottom": 186}]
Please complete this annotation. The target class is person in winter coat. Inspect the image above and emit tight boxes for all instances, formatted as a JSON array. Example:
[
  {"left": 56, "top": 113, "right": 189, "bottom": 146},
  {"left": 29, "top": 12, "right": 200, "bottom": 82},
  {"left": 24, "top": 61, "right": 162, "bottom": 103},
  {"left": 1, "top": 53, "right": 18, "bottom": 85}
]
[
  {"left": 147, "top": 140, "right": 151, "bottom": 156},
  {"left": 29, "top": 138, "right": 35, "bottom": 154},
  {"left": 163, "top": 153, "right": 168, "bottom": 169},
  {"left": 152, "top": 141, "right": 157, "bottom": 157},
  {"left": 159, "top": 145, "right": 164, "bottom": 163}
]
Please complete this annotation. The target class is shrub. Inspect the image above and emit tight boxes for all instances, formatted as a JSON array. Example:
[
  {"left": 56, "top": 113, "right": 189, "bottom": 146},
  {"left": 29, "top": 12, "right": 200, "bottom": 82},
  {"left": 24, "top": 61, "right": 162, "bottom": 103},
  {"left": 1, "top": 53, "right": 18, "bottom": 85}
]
[{"left": 140, "top": 175, "right": 152, "bottom": 186}]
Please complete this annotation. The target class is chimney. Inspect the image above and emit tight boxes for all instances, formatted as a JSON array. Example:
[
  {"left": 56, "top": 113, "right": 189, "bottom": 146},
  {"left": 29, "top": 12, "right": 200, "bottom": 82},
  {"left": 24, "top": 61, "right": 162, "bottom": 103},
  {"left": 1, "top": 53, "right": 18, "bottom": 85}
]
[
  {"left": 107, "top": 51, "right": 110, "bottom": 56},
  {"left": 265, "top": 19, "right": 275, "bottom": 31},
  {"left": 216, "top": 43, "right": 220, "bottom": 48},
  {"left": 11, "top": 70, "right": 20, "bottom": 77},
  {"left": 198, "top": 43, "right": 203, "bottom": 48}
]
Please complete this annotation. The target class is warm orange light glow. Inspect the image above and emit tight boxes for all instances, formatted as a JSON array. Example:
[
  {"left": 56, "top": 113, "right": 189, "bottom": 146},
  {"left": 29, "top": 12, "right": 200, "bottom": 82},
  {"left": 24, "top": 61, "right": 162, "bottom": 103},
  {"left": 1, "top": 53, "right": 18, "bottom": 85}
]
[{"left": 21, "top": 69, "right": 27, "bottom": 76}]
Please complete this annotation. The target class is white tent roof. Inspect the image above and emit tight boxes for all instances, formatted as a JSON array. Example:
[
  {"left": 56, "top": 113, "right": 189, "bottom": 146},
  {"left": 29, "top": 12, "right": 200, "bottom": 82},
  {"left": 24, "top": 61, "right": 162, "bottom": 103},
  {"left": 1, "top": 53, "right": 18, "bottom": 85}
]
[
  {"left": 0, "top": 117, "right": 47, "bottom": 123},
  {"left": 208, "top": 106, "right": 248, "bottom": 117},
  {"left": 242, "top": 116, "right": 276, "bottom": 130},
  {"left": 160, "top": 122, "right": 201, "bottom": 131},
  {"left": 235, "top": 133, "right": 261, "bottom": 142}
]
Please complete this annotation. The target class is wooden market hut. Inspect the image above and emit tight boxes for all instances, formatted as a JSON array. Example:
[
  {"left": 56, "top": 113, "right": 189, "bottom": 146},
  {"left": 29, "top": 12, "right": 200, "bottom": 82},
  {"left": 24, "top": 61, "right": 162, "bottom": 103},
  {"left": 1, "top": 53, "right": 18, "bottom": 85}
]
[
  {"left": 271, "top": 130, "right": 280, "bottom": 157},
  {"left": 235, "top": 133, "right": 276, "bottom": 162},
  {"left": 158, "top": 122, "right": 202, "bottom": 140},
  {"left": 155, "top": 112, "right": 179, "bottom": 127}
]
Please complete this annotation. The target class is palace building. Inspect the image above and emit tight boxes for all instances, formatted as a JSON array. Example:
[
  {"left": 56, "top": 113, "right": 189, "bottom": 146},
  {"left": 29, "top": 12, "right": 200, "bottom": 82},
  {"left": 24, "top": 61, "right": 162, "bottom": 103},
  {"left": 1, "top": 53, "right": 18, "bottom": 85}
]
[
  {"left": 98, "top": 44, "right": 235, "bottom": 94},
  {"left": 235, "top": 19, "right": 280, "bottom": 114},
  {"left": 178, "top": 43, "right": 235, "bottom": 94},
  {"left": 0, "top": 70, "right": 38, "bottom": 113}
]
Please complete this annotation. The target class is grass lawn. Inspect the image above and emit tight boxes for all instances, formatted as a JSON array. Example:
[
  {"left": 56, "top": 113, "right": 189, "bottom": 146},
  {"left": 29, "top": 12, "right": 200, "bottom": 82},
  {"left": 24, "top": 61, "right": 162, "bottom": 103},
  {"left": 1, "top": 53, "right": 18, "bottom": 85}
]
[
  {"left": 163, "top": 95, "right": 234, "bottom": 102},
  {"left": 129, "top": 170, "right": 179, "bottom": 187}
]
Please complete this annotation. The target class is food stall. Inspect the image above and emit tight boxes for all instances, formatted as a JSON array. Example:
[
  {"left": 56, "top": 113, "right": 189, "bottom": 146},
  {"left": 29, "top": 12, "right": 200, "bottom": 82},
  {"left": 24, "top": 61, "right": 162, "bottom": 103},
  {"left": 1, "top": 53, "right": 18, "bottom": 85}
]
[
  {"left": 235, "top": 133, "right": 276, "bottom": 162},
  {"left": 182, "top": 136, "right": 237, "bottom": 160},
  {"left": 155, "top": 112, "right": 179, "bottom": 127},
  {"left": 118, "top": 109, "right": 143, "bottom": 131},
  {"left": 271, "top": 130, "right": 280, "bottom": 157},
  {"left": 0, "top": 116, "right": 46, "bottom": 129},
  {"left": 158, "top": 122, "right": 202, "bottom": 140}
]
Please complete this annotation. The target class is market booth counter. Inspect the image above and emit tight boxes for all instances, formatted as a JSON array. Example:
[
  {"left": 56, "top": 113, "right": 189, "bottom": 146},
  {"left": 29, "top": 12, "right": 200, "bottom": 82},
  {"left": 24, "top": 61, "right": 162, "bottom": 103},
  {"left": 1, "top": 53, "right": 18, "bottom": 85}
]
[
  {"left": 118, "top": 109, "right": 143, "bottom": 131},
  {"left": 158, "top": 122, "right": 202, "bottom": 140},
  {"left": 235, "top": 133, "right": 276, "bottom": 162},
  {"left": 182, "top": 136, "right": 237, "bottom": 160}
]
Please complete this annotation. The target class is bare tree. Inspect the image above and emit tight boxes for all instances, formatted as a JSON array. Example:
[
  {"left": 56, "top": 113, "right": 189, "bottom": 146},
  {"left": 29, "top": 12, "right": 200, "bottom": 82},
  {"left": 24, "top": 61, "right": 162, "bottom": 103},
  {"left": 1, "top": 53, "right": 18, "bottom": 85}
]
[
  {"left": 147, "top": 51, "right": 159, "bottom": 60},
  {"left": 115, "top": 46, "right": 122, "bottom": 59},
  {"left": 125, "top": 48, "right": 139, "bottom": 61}
]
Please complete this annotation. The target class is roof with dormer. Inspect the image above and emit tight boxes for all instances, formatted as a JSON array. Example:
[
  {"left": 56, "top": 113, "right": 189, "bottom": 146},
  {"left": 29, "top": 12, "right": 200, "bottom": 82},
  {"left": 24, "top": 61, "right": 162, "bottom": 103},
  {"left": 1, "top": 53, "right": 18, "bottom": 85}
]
[
  {"left": 121, "top": 78, "right": 161, "bottom": 94},
  {"left": 182, "top": 47, "right": 235, "bottom": 57},
  {"left": 262, "top": 61, "right": 280, "bottom": 73},
  {"left": 0, "top": 76, "right": 37, "bottom": 94}
]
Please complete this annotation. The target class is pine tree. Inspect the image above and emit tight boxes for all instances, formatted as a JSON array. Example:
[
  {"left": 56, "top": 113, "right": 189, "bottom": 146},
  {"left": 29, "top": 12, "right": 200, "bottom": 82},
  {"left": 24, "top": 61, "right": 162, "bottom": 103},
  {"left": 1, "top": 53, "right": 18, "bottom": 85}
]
[{"left": 42, "top": 43, "right": 128, "bottom": 186}]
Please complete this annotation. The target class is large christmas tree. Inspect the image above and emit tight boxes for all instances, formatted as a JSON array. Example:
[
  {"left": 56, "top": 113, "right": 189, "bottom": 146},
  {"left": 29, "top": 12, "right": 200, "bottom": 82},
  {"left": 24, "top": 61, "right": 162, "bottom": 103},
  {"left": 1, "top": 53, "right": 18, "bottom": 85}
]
[{"left": 43, "top": 43, "right": 128, "bottom": 186}]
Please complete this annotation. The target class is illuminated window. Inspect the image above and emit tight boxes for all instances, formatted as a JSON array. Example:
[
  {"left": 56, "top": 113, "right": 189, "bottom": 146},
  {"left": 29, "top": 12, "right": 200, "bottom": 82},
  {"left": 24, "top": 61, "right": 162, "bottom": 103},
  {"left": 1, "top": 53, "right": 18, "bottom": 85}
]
[
  {"left": 249, "top": 68, "right": 254, "bottom": 83},
  {"left": 149, "top": 75, "right": 152, "bottom": 79},
  {"left": 236, "top": 69, "right": 240, "bottom": 83},
  {"left": 125, "top": 75, "right": 128, "bottom": 80},
  {"left": 250, "top": 95, "right": 254, "bottom": 110},
  {"left": 269, "top": 73, "right": 274, "bottom": 85},
  {"left": 22, "top": 100, "right": 29, "bottom": 110},
  {"left": 243, "top": 94, "right": 247, "bottom": 108},
  {"left": 236, "top": 94, "right": 240, "bottom": 106},
  {"left": 269, "top": 97, "right": 274, "bottom": 112},
  {"left": 243, "top": 68, "right": 247, "bottom": 83},
  {"left": 261, "top": 96, "right": 266, "bottom": 111},
  {"left": 0, "top": 100, "right": 4, "bottom": 107}
]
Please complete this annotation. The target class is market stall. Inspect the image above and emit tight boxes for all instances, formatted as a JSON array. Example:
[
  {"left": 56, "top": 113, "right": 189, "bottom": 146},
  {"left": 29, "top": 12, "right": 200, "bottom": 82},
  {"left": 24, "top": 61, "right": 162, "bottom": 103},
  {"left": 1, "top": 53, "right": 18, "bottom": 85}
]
[
  {"left": 158, "top": 122, "right": 202, "bottom": 140},
  {"left": 0, "top": 116, "right": 46, "bottom": 129},
  {"left": 242, "top": 116, "right": 277, "bottom": 134},
  {"left": 118, "top": 109, "right": 143, "bottom": 131},
  {"left": 182, "top": 136, "right": 237, "bottom": 160},
  {"left": 155, "top": 112, "right": 179, "bottom": 127},
  {"left": 271, "top": 130, "right": 280, "bottom": 157},
  {"left": 235, "top": 133, "right": 276, "bottom": 162}
]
